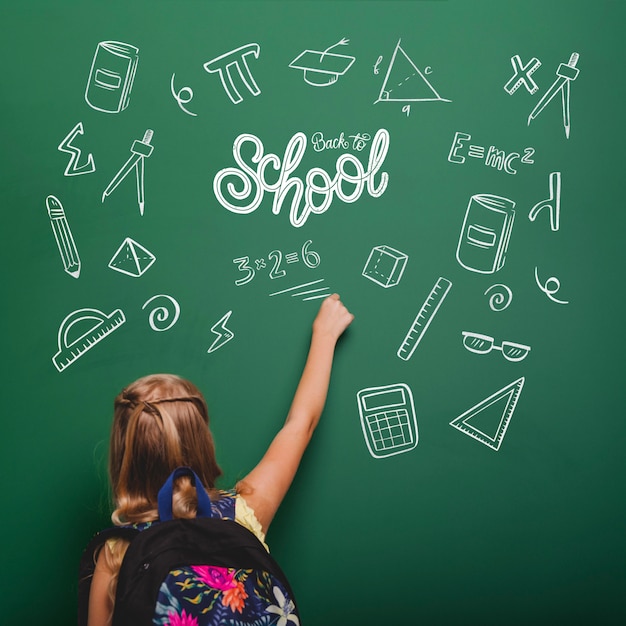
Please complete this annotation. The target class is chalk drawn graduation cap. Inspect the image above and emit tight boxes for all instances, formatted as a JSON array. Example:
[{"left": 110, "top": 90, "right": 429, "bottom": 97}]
[{"left": 289, "top": 38, "right": 355, "bottom": 87}]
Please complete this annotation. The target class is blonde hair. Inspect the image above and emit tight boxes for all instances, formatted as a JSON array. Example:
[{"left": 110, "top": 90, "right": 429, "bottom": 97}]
[
  {"left": 109, "top": 373, "right": 222, "bottom": 524},
  {"left": 102, "top": 374, "right": 223, "bottom": 611}
]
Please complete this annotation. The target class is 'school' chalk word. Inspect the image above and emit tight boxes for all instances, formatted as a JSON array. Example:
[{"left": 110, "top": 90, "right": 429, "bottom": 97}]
[
  {"left": 448, "top": 131, "right": 535, "bottom": 175},
  {"left": 213, "top": 129, "right": 390, "bottom": 228}
]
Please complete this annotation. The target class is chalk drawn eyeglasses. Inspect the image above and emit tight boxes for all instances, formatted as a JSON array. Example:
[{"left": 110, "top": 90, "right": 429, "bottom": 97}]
[{"left": 462, "top": 331, "right": 531, "bottom": 362}]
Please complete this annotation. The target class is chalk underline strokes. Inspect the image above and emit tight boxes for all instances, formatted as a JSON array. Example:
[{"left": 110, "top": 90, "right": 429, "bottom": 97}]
[{"left": 213, "top": 129, "right": 390, "bottom": 228}]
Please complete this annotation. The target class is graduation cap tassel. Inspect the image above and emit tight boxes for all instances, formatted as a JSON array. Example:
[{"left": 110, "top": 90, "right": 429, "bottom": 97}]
[{"left": 320, "top": 38, "right": 350, "bottom": 62}]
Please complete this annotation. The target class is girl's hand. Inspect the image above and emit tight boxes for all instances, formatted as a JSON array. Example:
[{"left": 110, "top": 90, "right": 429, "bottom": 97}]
[{"left": 312, "top": 293, "right": 354, "bottom": 342}]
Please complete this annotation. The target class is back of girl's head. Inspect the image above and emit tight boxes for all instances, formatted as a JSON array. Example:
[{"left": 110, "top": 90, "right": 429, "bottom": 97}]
[{"left": 109, "top": 373, "right": 222, "bottom": 524}]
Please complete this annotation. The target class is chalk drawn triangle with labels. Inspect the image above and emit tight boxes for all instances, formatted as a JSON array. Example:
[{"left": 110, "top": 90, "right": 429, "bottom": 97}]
[
  {"left": 375, "top": 39, "right": 451, "bottom": 104},
  {"left": 450, "top": 377, "right": 524, "bottom": 451}
]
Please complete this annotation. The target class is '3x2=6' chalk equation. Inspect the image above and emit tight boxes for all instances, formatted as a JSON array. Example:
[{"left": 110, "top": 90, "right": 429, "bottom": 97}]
[{"left": 233, "top": 239, "right": 321, "bottom": 286}]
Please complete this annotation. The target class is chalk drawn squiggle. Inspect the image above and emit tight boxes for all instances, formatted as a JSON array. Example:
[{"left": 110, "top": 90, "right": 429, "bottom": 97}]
[
  {"left": 142, "top": 294, "right": 181, "bottom": 331},
  {"left": 484, "top": 284, "right": 513, "bottom": 311}
]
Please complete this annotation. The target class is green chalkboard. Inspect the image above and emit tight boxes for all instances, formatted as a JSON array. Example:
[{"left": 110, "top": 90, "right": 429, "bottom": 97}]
[{"left": 2, "top": 1, "right": 625, "bottom": 624}]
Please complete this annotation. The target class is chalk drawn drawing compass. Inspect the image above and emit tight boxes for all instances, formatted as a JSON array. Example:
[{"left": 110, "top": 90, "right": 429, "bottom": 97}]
[
  {"left": 528, "top": 53, "right": 579, "bottom": 138},
  {"left": 102, "top": 129, "right": 154, "bottom": 214}
]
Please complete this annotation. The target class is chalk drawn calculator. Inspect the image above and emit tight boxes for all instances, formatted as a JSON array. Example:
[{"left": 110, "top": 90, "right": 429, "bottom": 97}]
[{"left": 357, "top": 383, "right": 418, "bottom": 458}]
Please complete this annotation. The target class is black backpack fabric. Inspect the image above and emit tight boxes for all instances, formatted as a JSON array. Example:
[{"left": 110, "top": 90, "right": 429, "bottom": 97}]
[{"left": 78, "top": 467, "right": 300, "bottom": 626}]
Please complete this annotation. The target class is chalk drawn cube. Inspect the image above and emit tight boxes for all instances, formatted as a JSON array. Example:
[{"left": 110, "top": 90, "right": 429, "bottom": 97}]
[{"left": 362, "top": 245, "right": 408, "bottom": 288}]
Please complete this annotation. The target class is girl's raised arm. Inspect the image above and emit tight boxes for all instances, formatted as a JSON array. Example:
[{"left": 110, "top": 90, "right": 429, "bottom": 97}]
[{"left": 236, "top": 294, "right": 354, "bottom": 534}]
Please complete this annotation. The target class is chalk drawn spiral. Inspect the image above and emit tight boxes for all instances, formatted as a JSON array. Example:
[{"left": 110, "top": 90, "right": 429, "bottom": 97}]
[
  {"left": 484, "top": 284, "right": 513, "bottom": 311},
  {"left": 142, "top": 294, "right": 181, "bottom": 331}
]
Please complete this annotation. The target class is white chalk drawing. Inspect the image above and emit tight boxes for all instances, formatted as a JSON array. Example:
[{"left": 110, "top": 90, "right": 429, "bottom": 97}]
[
  {"left": 53, "top": 307, "right": 126, "bottom": 372},
  {"left": 529, "top": 172, "right": 561, "bottom": 231},
  {"left": 375, "top": 39, "right": 451, "bottom": 107},
  {"left": 450, "top": 378, "right": 525, "bottom": 451},
  {"left": 484, "top": 284, "right": 513, "bottom": 312},
  {"left": 362, "top": 245, "right": 408, "bottom": 288},
  {"left": 311, "top": 131, "right": 371, "bottom": 153},
  {"left": 203, "top": 43, "right": 261, "bottom": 105},
  {"left": 102, "top": 130, "right": 154, "bottom": 215},
  {"left": 357, "top": 383, "right": 418, "bottom": 459},
  {"left": 207, "top": 310, "right": 235, "bottom": 353},
  {"left": 462, "top": 331, "right": 531, "bottom": 362},
  {"left": 373, "top": 55, "right": 383, "bottom": 75},
  {"left": 504, "top": 55, "right": 541, "bottom": 95},
  {"left": 58, "top": 122, "right": 96, "bottom": 176},
  {"left": 269, "top": 279, "right": 330, "bottom": 301},
  {"left": 397, "top": 277, "right": 452, "bottom": 361},
  {"left": 233, "top": 240, "right": 321, "bottom": 286},
  {"left": 142, "top": 295, "right": 181, "bottom": 332},
  {"left": 46, "top": 195, "right": 81, "bottom": 279},
  {"left": 108, "top": 237, "right": 156, "bottom": 278},
  {"left": 289, "top": 38, "right": 355, "bottom": 87},
  {"left": 534, "top": 267, "right": 569, "bottom": 305},
  {"left": 456, "top": 194, "right": 516, "bottom": 274},
  {"left": 170, "top": 73, "right": 198, "bottom": 116},
  {"left": 447, "top": 131, "right": 535, "bottom": 175},
  {"left": 85, "top": 41, "right": 139, "bottom": 113},
  {"left": 528, "top": 53, "right": 579, "bottom": 138},
  {"left": 213, "top": 129, "right": 389, "bottom": 228}
]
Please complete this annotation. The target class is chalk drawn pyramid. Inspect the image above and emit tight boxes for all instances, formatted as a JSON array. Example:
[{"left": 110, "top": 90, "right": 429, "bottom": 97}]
[
  {"left": 108, "top": 237, "right": 156, "bottom": 277},
  {"left": 450, "top": 377, "right": 524, "bottom": 451},
  {"left": 376, "top": 39, "right": 451, "bottom": 104}
]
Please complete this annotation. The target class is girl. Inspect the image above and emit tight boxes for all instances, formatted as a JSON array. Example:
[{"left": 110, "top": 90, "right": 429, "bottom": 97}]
[{"left": 86, "top": 293, "right": 354, "bottom": 626}]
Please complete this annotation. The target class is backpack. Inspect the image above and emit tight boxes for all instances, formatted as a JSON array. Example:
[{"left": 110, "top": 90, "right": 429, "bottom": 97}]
[{"left": 78, "top": 467, "right": 300, "bottom": 626}]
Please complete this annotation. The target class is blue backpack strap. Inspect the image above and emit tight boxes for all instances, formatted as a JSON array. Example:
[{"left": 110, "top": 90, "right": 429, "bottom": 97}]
[{"left": 157, "top": 466, "right": 214, "bottom": 522}]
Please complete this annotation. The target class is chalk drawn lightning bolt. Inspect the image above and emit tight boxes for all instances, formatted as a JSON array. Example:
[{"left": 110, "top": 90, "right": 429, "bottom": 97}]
[
  {"left": 58, "top": 122, "right": 96, "bottom": 176},
  {"left": 207, "top": 310, "right": 235, "bottom": 353}
]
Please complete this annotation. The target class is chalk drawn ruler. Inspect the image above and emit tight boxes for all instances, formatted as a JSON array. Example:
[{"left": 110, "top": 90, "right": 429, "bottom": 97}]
[
  {"left": 450, "top": 377, "right": 525, "bottom": 451},
  {"left": 397, "top": 277, "right": 452, "bottom": 361},
  {"left": 52, "top": 307, "right": 126, "bottom": 372}
]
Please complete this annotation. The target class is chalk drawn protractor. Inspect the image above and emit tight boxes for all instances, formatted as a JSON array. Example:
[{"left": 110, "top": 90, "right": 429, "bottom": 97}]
[
  {"left": 450, "top": 377, "right": 525, "bottom": 451},
  {"left": 52, "top": 307, "right": 126, "bottom": 372}
]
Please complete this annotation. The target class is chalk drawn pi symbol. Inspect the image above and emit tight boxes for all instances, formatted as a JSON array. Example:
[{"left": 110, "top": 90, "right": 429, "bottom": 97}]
[
  {"left": 203, "top": 43, "right": 261, "bottom": 104},
  {"left": 58, "top": 122, "right": 96, "bottom": 176},
  {"left": 529, "top": 172, "right": 561, "bottom": 231},
  {"left": 504, "top": 55, "right": 541, "bottom": 95},
  {"left": 375, "top": 38, "right": 451, "bottom": 105}
]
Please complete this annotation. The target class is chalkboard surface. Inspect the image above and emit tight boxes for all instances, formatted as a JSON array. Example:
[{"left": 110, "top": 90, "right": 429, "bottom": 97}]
[{"left": 2, "top": 1, "right": 625, "bottom": 624}]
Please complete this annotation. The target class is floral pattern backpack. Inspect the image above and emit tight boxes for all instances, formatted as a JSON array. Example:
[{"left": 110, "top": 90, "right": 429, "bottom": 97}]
[{"left": 78, "top": 467, "right": 300, "bottom": 626}]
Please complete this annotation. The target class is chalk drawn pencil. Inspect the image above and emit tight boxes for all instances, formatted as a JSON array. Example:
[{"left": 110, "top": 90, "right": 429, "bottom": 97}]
[{"left": 46, "top": 195, "right": 81, "bottom": 278}]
